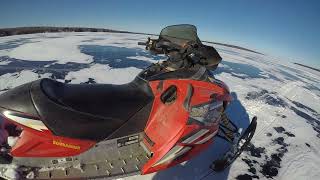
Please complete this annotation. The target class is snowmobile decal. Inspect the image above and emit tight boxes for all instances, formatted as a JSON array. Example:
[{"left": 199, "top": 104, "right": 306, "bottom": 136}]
[
  {"left": 181, "top": 129, "right": 209, "bottom": 144},
  {"left": 189, "top": 100, "right": 224, "bottom": 126},
  {"left": 195, "top": 130, "right": 218, "bottom": 144},
  {"left": 152, "top": 145, "right": 192, "bottom": 167},
  {"left": 52, "top": 140, "right": 81, "bottom": 150}
]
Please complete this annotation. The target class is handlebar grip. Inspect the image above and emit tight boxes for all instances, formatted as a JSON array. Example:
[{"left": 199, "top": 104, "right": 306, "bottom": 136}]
[
  {"left": 189, "top": 53, "right": 201, "bottom": 63},
  {"left": 138, "top": 42, "right": 147, "bottom": 46}
]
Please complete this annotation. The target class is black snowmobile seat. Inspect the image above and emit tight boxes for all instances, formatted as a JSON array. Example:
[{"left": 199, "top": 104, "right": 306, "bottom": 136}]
[
  {"left": 32, "top": 78, "right": 154, "bottom": 140},
  {"left": 0, "top": 78, "right": 154, "bottom": 141},
  {"left": 39, "top": 78, "right": 152, "bottom": 120}
]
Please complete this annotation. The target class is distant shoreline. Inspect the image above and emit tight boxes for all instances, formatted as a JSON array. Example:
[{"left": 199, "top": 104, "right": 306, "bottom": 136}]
[
  {"left": 202, "top": 40, "right": 264, "bottom": 55},
  {"left": 0, "top": 26, "right": 264, "bottom": 54},
  {"left": 294, "top": 63, "right": 320, "bottom": 72},
  {"left": 0, "top": 26, "right": 156, "bottom": 37},
  {"left": 1, "top": 27, "right": 318, "bottom": 72}
]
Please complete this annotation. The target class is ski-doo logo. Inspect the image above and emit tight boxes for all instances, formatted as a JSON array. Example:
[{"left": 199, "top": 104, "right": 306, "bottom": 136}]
[{"left": 53, "top": 140, "right": 80, "bottom": 150}]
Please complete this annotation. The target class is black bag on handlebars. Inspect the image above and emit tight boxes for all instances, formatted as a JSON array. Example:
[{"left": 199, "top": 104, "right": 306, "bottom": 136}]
[
  {"left": 197, "top": 44, "right": 222, "bottom": 70},
  {"left": 140, "top": 24, "right": 222, "bottom": 70},
  {"left": 159, "top": 24, "right": 222, "bottom": 70}
]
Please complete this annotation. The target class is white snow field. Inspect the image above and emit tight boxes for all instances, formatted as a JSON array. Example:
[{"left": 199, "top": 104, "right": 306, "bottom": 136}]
[{"left": 0, "top": 32, "right": 319, "bottom": 180}]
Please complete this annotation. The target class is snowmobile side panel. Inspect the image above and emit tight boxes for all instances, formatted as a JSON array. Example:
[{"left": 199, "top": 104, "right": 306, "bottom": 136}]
[
  {"left": 141, "top": 79, "right": 228, "bottom": 174},
  {"left": 144, "top": 80, "right": 190, "bottom": 146},
  {"left": 10, "top": 127, "right": 95, "bottom": 157},
  {"left": 141, "top": 80, "right": 193, "bottom": 174},
  {"left": 189, "top": 80, "right": 229, "bottom": 106}
]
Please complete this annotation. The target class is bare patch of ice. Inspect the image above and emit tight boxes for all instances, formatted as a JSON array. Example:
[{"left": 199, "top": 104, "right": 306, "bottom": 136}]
[
  {"left": 0, "top": 70, "right": 51, "bottom": 93},
  {"left": 0, "top": 165, "right": 20, "bottom": 180},
  {"left": 65, "top": 64, "right": 141, "bottom": 84},
  {"left": 8, "top": 37, "right": 93, "bottom": 64}
]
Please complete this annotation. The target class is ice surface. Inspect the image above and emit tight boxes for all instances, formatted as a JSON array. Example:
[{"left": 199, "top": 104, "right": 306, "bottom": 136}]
[
  {"left": 5, "top": 35, "right": 93, "bottom": 64},
  {"left": 0, "top": 32, "right": 153, "bottom": 64},
  {"left": 0, "top": 165, "right": 20, "bottom": 179},
  {"left": 65, "top": 64, "right": 141, "bottom": 84},
  {"left": 0, "top": 32, "right": 319, "bottom": 180},
  {"left": 0, "top": 70, "right": 51, "bottom": 93}
]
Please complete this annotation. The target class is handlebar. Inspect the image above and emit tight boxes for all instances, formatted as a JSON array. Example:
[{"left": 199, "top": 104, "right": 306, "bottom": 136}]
[
  {"left": 188, "top": 53, "right": 201, "bottom": 64},
  {"left": 138, "top": 37, "right": 203, "bottom": 66},
  {"left": 138, "top": 42, "right": 147, "bottom": 46},
  {"left": 137, "top": 35, "right": 220, "bottom": 70},
  {"left": 137, "top": 38, "right": 163, "bottom": 54}
]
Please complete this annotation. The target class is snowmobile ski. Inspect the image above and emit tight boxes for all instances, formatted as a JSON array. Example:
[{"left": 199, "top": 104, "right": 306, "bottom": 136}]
[{"left": 211, "top": 116, "right": 257, "bottom": 172}]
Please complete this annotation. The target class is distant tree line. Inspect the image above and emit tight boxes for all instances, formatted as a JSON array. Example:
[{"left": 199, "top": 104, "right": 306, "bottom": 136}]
[
  {"left": 202, "top": 40, "right": 264, "bottom": 55},
  {"left": 0, "top": 27, "right": 150, "bottom": 37},
  {"left": 0, "top": 26, "right": 264, "bottom": 56},
  {"left": 294, "top": 63, "right": 320, "bottom": 72}
]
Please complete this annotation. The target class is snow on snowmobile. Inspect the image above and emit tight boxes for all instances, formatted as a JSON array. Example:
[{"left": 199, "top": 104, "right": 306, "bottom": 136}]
[{"left": 0, "top": 24, "right": 257, "bottom": 179}]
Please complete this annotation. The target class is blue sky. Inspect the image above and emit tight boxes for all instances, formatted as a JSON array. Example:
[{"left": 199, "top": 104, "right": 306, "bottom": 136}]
[{"left": 1, "top": 0, "right": 319, "bottom": 67}]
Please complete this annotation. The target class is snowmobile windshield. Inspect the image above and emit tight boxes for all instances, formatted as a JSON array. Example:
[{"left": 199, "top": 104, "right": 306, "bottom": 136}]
[{"left": 159, "top": 24, "right": 201, "bottom": 45}]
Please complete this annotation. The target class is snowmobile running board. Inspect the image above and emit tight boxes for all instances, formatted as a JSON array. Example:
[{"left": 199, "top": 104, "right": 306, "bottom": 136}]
[{"left": 0, "top": 133, "right": 150, "bottom": 179}]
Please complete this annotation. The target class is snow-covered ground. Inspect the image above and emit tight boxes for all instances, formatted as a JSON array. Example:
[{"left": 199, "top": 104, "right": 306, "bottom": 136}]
[{"left": 0, "top": 32, "right": 319, "bottom": 180}]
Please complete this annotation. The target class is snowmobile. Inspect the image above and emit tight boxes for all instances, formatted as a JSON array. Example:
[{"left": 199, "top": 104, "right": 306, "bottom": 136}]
[{"left": 0, "top": 24, "right": 257, "bottom": 179}]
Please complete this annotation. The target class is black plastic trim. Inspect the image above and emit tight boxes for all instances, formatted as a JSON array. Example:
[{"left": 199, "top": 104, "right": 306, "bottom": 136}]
[
  {"left": 160, "top": 85, "right": 177, "bottom": 104},
  {"left": 183, "top": 84, "right": 193, "bottom": 111},
  {"left": 143, "top": 132, "right": 155, "bottom": 147},
  {"left": 157, "top": 80, "right": 164, "bottom": 92}
]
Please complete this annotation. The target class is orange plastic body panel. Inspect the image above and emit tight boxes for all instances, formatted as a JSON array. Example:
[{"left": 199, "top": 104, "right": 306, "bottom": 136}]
[
  {"left": 142, "top": 79, "right": 231, "bottom": 174},
  {"left": 2, "top": 115, "right": 95, "bottom": 157}
]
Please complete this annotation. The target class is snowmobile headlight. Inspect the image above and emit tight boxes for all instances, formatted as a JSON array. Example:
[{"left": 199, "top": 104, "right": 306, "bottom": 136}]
[{"left": 188, "top": 101, "right": 224, "bottom": 126}]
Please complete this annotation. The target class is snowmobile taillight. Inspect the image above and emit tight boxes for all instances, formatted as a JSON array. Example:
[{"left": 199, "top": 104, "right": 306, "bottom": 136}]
[
  {"left": 2, "top": 111, "right": 47, "bottom": 132},
  {"left": 188, "top": 100, "right": 224, "bottom": 126}
]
